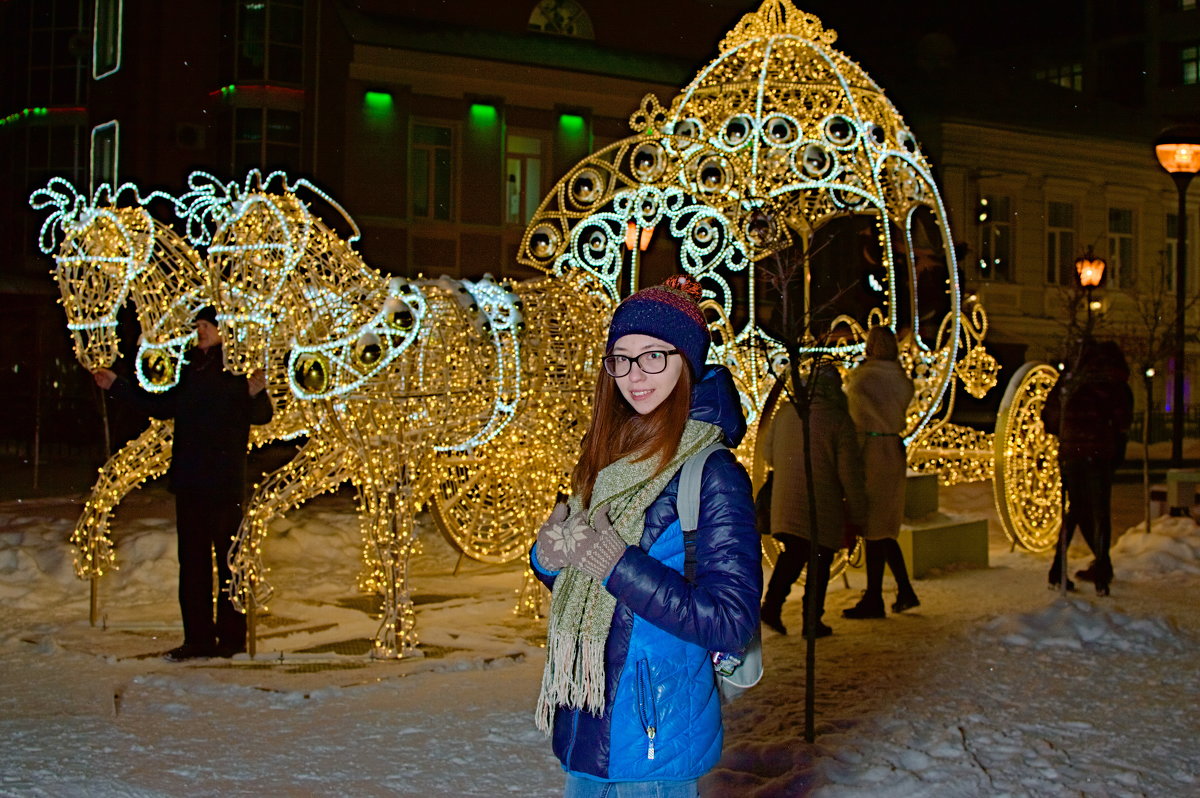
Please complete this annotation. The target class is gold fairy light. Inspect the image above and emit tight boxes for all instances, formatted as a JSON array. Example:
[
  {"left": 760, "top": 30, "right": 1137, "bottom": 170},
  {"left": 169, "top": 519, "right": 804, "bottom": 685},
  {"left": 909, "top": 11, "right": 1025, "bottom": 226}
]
[
  {"left": 517, "top": 0, "right": 989, "bottom": 464},
  {"left": 992, "top": 363, "right": 1061, "bottom": 552}
]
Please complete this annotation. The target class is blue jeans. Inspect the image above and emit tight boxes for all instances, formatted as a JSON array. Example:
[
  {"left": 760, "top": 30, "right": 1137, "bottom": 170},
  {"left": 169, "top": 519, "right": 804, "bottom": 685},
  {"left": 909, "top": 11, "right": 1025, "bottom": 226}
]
[{"left": 563, "top": 774, "right": 700, "bottom": 798}]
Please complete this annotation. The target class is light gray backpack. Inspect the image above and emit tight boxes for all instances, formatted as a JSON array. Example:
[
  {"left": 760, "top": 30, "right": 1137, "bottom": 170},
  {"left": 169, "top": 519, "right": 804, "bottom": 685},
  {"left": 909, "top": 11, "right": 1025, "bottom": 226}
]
[{"left": 678, "top": 443, "right": 764, "bottom": 700}]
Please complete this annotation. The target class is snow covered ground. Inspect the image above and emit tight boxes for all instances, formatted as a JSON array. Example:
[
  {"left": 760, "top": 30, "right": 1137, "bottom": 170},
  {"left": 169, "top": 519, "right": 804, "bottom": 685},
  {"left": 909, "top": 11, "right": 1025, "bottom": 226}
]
[{"left": 1, "top": 478, "right": 1198, "bottom": 797}]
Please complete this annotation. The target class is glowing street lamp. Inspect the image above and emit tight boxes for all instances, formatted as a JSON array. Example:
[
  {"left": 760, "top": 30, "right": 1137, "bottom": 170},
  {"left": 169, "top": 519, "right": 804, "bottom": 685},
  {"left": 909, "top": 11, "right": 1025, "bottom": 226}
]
[
  {"left": 1154, "top": 125, "right": 1200, "bottom": 466},
  {"left": 1074, "top": 248, "right": 1105, "bottom": 332}
]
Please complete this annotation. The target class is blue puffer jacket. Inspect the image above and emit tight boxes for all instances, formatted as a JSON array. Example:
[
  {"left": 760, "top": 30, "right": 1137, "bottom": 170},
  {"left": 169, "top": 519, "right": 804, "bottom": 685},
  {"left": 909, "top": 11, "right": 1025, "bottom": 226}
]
[{"left": 532, "top": 365, "right": 761, "bottom": 783}]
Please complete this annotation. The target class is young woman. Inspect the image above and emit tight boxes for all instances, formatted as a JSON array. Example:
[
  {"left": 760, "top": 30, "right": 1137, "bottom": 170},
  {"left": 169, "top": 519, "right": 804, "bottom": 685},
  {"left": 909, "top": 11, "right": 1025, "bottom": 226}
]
[{"left": 530, "top": 275, "right": 760, "bottom": 797}]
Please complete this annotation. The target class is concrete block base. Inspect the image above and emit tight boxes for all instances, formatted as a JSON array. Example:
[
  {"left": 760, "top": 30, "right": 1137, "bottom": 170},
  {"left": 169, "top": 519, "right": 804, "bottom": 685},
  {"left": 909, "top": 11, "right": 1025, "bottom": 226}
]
[{"left": 898, "top": 514, "right": 990, "bottom": 578}]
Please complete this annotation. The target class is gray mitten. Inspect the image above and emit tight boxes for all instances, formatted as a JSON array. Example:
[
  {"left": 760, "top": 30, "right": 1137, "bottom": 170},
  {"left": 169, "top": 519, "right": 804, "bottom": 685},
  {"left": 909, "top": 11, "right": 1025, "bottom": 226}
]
[
  {"left": 534, "top": 503, "right": 588, "bottom": 571},
  {"left": 567, "top": 504, "right": 628, "bottom": 583}
]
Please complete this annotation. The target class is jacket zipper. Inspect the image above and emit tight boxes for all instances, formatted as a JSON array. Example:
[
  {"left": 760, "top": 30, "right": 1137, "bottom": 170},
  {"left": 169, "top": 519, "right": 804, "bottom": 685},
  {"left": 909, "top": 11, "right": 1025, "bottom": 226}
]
[{"left": 636, "top": 659, "right": 658, "bottom": 760}]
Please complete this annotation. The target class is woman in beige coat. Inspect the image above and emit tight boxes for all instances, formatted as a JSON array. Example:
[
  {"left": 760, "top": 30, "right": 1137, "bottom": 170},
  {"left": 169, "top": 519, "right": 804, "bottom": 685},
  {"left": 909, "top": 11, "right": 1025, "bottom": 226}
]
[{"left": 842, "top": 326, "right": 919, "bottom": 618}]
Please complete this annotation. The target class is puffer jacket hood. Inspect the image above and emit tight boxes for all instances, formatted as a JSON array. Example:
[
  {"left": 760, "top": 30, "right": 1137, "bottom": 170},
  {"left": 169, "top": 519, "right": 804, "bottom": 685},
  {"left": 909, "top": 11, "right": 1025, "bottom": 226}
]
[{"left": 690, "top": 364, "right": 746, "bottom": 448}]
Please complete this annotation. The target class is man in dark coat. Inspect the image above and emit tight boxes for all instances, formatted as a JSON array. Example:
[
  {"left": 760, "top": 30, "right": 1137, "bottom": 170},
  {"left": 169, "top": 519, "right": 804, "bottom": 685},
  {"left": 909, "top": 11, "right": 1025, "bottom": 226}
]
[
  {"left": 94, "top": 306, "right": 273, "bottom": 659},
  {"left": 1040, "top": 338, "right": 1133, "bottom": 596}
]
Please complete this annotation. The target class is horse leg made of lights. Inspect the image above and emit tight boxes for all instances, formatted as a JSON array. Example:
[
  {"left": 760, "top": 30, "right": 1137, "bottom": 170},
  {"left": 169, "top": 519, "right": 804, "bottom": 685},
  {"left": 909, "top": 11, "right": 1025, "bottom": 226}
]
[
  {"left": 226, "top": 435, "right": 352, "bottom": 622},
  {"left": 71, "top": 420, "right": 173, "bottom": 577}
]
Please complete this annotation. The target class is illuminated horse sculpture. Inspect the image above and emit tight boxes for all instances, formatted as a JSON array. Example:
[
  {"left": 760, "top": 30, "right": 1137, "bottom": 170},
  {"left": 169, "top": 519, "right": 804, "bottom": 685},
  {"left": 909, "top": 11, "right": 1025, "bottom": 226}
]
[
  {"left": 29, "top": 179, "right": 307, "bottom": 620},
  {"left": 176, "top": 171, "right": 608, "bottom": 657}
]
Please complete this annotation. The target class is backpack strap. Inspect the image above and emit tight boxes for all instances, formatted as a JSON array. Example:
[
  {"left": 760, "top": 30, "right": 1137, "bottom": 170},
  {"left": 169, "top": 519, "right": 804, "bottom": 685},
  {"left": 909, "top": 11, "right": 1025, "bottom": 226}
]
[{"left": 679, "top": 442, "right": 728, "bottom": 581}]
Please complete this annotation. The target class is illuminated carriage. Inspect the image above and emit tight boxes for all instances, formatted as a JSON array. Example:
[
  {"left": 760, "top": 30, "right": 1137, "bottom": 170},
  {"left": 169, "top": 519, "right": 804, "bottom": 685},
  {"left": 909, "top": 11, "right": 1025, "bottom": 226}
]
[{"left": 516, "top": 0, "right": 1060, "bottom": 557}]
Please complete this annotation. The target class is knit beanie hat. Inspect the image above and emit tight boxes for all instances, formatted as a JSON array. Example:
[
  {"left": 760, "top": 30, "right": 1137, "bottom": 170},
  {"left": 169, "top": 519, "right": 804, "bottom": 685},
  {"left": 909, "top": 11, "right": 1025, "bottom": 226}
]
[
  {"left": 606, "top": 275, "right": 710, "bottom": 376},
  {"left": 194, "top": 305, "right": 218, "bottom": 326}
]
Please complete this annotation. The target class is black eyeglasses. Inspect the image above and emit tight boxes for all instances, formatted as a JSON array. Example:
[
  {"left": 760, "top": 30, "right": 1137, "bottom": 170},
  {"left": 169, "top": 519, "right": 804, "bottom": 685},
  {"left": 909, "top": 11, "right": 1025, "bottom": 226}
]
[{"left": 603, "top": 349, "right": 680, "bottom": 377}]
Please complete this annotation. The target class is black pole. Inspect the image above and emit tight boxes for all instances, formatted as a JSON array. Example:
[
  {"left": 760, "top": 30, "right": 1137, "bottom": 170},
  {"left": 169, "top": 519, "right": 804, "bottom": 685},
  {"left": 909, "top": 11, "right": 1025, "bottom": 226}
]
[
  {"left": 1172, "top": 172, "right": 1193, "bottom": 468},
  {"left": 1143, "top": 371, "right": 1153, "bottom": 536}
]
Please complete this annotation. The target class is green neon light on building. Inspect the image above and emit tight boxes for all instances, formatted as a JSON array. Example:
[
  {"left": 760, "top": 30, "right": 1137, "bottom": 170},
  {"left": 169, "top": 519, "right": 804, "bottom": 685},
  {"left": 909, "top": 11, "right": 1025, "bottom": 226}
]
[
  {"left": 469, "top": 104, "right": 497, "bottom": 126},
  {"left": 364, "top": 91, "right": 393, "bottom": 112},
  {"left": 559, "top": 114, "right": 585, "bottom": 137}
]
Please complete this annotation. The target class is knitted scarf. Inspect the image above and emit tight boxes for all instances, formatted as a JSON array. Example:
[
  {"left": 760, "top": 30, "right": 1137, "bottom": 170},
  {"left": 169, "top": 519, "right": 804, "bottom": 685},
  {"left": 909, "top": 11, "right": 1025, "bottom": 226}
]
[{"left": 535, "top": 419, "right": 722, "bottom": 734}]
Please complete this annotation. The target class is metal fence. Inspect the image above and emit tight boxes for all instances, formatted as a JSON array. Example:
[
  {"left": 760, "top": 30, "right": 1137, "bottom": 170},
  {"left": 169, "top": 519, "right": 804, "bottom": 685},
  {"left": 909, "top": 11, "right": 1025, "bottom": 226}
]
[{"left": 1128, "top": 407, "right": 1200, "bottom": 445}]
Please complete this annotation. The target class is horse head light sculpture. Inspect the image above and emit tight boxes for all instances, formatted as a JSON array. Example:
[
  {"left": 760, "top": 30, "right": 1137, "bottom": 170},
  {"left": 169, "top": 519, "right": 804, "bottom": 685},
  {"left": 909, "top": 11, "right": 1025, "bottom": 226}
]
[{"left": 31, "top": 179, "right": 167, "bottom": 371}]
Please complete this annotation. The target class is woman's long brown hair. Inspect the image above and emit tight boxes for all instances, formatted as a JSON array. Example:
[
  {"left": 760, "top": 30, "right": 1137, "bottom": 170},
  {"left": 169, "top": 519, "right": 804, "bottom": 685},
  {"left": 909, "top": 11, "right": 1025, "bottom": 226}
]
[{"left": 571, "top": 363, "right": 694, "bottom": 506}]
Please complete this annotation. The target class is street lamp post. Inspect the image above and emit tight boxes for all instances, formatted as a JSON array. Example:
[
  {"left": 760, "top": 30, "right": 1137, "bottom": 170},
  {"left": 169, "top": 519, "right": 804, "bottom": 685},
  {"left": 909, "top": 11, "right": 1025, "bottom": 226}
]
[
  {"left": 1075, "top": 248, "right": 1105, "bottom": 335},
  {"left": 1154, "top": 126, "right": 1200, "bottom": 467}
]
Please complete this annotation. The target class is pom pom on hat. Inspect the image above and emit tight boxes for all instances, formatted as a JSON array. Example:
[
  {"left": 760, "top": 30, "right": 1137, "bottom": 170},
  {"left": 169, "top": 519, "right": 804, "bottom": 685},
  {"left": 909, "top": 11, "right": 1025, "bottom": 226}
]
[
  {"left": 661, "top": 274, "right": 703, "bottom": 302},
  {"left": 606, "top": 275, "right": 710, "bottom": 376}
]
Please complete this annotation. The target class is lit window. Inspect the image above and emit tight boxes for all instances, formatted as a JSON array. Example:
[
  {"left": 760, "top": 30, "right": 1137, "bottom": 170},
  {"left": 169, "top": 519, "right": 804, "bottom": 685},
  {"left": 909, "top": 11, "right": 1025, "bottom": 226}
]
[
  {"left": 978, "top": 195, "right": 1012, "bottom": 281},
  {"left": 412, "top": 124, "right": 453, "bottom": 221},
  {"left": 528, "top": 0, "right": 594, "bottom": 40},
  {"left": 1164, "top": 213, "right": 1195, "bottom": 292},
  {"left": 91, "top": 121, "right": 119, "bottom": 191},
  {"left": 1046, "top": 201, "right": 1075, "bottom": 285},
  {"left": 1107, "top": 208, "right": 1135, "bottom": 288},
  {"left": 506, "top": 135, "right": 543, "bottom": 225},
  {"left": 234, "top": 108, "right": 301, "bottom": 173},
  {"left": 93, "top": 0, "right": 123, "bottom": 79},
  {"left": 236, "top": 0, "right": 304, "bottom": 84},
  {"left": 1033, "top": 63, "right": 1083, "bottom": 92},
  {"left": 29, "top": 1, "right": 88, "bottom": 105},
  {"left": 1183, "top": 44, "right": 1200, "bottom": 85}
]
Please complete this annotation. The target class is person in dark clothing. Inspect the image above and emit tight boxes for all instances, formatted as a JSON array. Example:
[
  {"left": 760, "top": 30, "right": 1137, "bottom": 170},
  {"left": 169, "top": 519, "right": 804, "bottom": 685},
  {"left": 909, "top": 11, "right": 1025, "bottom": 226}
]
[
  {"left": 759, "top": 364, "right": 867, "bottom": 638},
  {"left": 1040, "top": 338, "right": 1133, "bottom": 596},
  {"left": 93, "top": 305, "right": 273, "bottom": 660}
]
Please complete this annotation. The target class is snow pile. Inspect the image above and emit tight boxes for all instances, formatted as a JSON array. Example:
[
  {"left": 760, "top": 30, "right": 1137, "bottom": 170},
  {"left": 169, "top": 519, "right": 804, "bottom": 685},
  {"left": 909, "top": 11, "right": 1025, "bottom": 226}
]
[
  {"left": 1113, "top": 515, "right": 1200, "bottom": 577},
  {"left": 0, "top": 513, "right": 77, "bottom": 608},
  {"left": 980, "top": 596, "right": 1186, "bottom": 654}
]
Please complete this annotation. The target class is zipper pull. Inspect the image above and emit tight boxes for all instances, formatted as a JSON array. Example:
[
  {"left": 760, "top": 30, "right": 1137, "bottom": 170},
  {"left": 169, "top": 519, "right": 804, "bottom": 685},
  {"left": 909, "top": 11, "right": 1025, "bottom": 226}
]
[{"left": 647, "top": 726, "right": 656, "bottom": 760}]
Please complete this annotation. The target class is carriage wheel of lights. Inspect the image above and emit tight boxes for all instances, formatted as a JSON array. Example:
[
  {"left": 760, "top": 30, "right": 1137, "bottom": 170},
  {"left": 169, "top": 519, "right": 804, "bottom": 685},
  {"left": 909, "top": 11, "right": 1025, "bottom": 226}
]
[
  {"left": 518, "top": 0, "right": 1024, "bottom": 572},
  {"left": 993, "top": 363, "right": 1062, "bottom": 552},
  {"left": 174, "top": 170, "right": 608, "bottom": 657}
]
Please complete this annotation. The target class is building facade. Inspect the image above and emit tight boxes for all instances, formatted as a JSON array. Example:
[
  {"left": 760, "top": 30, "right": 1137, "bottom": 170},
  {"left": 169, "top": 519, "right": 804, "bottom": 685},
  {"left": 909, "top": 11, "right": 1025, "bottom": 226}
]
[{"left": 1, "top": 0, "right": 1197, "bottom": 452}]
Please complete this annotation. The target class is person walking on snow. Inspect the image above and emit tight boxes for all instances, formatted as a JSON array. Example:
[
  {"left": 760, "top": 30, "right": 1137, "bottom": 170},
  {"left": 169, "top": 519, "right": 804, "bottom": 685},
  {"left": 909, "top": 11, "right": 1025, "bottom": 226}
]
[
  {"left": 1040, "top": 337, "right": 1133, "bottom": 596},
  {"left": 759, "top": 362, "right": 867, "bottom": 638},
  {"left": 842, "top": 325, "right": 920, "bottom": 619}
]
